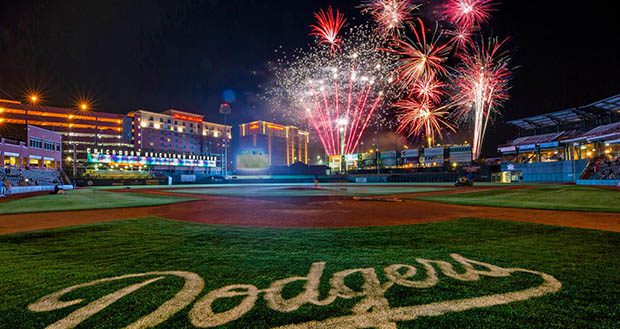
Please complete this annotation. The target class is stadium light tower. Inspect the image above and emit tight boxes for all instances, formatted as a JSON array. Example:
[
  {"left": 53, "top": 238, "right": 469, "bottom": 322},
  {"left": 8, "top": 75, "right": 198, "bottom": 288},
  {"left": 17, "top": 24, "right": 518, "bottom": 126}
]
[{"left": 219, "top": 103, "right": 232, "bottom": 176}]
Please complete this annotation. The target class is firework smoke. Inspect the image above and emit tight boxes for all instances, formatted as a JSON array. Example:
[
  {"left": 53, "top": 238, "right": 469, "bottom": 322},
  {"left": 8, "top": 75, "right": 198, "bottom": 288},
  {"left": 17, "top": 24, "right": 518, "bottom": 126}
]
[{"left": 267, "top": 23, "right": 397, "bottom": 156}]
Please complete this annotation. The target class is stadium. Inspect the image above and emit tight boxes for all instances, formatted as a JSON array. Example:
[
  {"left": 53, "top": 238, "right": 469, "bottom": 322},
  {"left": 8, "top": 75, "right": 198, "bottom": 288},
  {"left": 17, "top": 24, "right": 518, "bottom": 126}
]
[
  {"left": 499, "top": 94, "right": 620, "bottom": 185},
  {"left": 1, "top": 1, "right": 619, "bottom": 329}
]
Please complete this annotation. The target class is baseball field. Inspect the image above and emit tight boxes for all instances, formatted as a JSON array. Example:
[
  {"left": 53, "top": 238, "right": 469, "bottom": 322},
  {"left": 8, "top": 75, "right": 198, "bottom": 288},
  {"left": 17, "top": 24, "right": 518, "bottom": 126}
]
[{"left": 1, "top": 183, "right": 619, "bottom": 328}]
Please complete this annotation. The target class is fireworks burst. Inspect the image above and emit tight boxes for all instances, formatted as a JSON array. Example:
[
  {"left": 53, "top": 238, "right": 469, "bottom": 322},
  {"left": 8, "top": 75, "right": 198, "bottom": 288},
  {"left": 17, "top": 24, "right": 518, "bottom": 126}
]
[
  {"left": 360, "top": 0, "right": 419, "bottom": 37},
  {"left": 451, "top": 37, "right": 512, "bottom": 159},
  {"left": 395, "top": 98, "right": 454, "bottom": 147},
  {"left": 445, "top": 25, "right": 474, "bottom": 52},
  {"left": 268, "top": 2, "right": 512, "bottom": 159},
  {"left": 309, "top": 6, "right": 347, "bottom": 54},
  {"left": 441, "top": 0, "right": 495, "bottom": 30},
  {"left": 267, "top": 24, "right": 397, "bottom": 156},
  {"left": 387, "top": 18, "right": 450, "bottom": 90},
  {"left": 410, "top": 75, "right": 446, "bottom": 103}
]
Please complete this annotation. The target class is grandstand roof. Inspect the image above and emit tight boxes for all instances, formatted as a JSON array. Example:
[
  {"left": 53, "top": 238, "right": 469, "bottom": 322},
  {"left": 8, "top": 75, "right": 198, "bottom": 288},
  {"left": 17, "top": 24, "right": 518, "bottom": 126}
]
[
  {"left": 510, "top": 131, "right": 566, "bottom": 146},
  {"left": 507, "top": 93, "right": 620, "bottom": 129},
  {"left": 562, "top": 121, "right": 620, "bottom": 143}
]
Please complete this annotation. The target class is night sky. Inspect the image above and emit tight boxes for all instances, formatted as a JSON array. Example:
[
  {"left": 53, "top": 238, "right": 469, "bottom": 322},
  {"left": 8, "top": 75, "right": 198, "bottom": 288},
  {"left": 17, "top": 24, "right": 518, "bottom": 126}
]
[{"left": 1, "top": 0, "right": 618, "bottom": 156}]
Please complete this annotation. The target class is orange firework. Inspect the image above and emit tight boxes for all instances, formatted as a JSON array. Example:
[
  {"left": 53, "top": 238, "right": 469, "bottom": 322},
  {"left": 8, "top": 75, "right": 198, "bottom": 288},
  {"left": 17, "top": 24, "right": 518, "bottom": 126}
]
[
  {"left": 395, "top": 97, "right": 455, "bottom": 146},
  {"left": 388, "top": 18, "right": 450, "bottom": 90}
]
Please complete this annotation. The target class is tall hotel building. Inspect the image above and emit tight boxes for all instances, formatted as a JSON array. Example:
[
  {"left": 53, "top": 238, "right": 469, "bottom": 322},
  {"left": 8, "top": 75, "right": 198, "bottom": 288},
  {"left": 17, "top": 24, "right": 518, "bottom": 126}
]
[
  {"left": 0, "top": 98, "right": 125, "bottom": 166},
  {"left": 238, "top": 121, "right": 309, "bottom": 168},
  {"left": 125, "top": 109, "right": 232, "bottom": 173}
]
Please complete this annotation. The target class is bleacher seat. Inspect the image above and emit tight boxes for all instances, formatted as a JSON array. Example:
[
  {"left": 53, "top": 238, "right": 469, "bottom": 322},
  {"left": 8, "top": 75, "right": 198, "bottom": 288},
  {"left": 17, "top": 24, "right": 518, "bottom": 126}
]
[
  {"left": 0, "top": 167, "right": 62, "bottom": 187},
  {"left": 583, "top": 156, "right": 620, "bottom": 180}
]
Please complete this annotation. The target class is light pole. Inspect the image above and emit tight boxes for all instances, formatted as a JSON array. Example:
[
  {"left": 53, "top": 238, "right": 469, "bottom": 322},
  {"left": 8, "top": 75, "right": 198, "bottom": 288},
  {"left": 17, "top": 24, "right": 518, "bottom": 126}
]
[
  {"left": 219, "top": 103, "right": 232, "bottom": 176},
  {"left": 68, "top": 113, "right": 77, "bottom": 178},
  {"left": 27, "top": 94, "right": 38, "bottom": 139},
  {"left": 80, "top": 103, "right": 99, "bottom": 147},
  {"left": 375, "top": 130, "right": 380, "bottom": 174},
  {"left": 23, "top": 94, "right": 39, "bottom": 169},
  {"left": 337, "top": 118, "right": 348, "bottom": 174},
  {"left": 76, "top": 101, "right": 92, "bottom": 178},
  {"left": 27, "top": 95, "right": 38, "bottom": 126}
]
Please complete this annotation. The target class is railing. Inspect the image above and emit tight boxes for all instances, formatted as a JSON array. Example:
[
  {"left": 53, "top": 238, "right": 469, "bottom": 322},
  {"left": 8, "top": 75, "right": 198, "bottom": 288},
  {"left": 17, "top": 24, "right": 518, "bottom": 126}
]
[{"left": 0, "top": 138, "right": 25, "bottom": 146}]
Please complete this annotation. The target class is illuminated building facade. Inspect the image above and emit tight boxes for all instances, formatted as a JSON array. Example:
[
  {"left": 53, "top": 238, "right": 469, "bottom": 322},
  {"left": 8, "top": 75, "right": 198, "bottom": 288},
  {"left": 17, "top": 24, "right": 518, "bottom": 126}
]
[
  {"left": 1, "top": 125, "right": 62, "bottom": 169},
  {"left": 0, "top": 99, "right": 125, "bottom": 167},
  {"left": 125, "top": 109, "right": 232, "bottom": 173},
  {"left": 238, "top": 121, "right": 309, "bottom": 169}
]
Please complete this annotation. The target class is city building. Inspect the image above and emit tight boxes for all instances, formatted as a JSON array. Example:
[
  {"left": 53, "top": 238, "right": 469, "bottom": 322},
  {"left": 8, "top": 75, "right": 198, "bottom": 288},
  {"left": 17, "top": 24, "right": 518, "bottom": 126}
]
[
  {"left": 125, "top": 109, "right": 232, "bottom": 174},
  {"left": 0, "top": 98, "right": 126, "bottom": 169},
  {"left": 237, "top": 121, "right": 309, "bottom": 170},
  {"left": 1, "top": 124, "right": 62, "bottom": 169}
]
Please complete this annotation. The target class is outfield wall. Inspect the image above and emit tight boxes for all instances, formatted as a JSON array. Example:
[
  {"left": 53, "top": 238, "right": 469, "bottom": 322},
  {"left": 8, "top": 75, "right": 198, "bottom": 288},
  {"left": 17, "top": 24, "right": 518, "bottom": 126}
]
[{"left": 502, "top": 160, "right": 588, "bottom": 183}]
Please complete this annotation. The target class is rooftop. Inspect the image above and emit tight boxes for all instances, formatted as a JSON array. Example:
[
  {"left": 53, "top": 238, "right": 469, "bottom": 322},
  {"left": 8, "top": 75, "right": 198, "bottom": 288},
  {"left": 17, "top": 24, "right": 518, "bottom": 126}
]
[{"left": 507, "top": 93, "right": 620, "bottom": 130}]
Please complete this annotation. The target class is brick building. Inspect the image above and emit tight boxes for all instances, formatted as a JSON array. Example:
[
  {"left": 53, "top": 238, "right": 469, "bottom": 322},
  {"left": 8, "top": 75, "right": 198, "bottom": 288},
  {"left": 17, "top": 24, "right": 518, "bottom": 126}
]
[{"left": 1, "top": 125, "right": 62, "bottom": 169}]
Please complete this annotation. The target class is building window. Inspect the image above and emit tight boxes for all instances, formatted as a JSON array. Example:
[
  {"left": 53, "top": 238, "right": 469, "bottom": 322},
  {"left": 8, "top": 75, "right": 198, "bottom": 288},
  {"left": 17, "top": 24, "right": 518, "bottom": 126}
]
[{"left": 29, "top": 138, "right": 42, "bottom": 149}]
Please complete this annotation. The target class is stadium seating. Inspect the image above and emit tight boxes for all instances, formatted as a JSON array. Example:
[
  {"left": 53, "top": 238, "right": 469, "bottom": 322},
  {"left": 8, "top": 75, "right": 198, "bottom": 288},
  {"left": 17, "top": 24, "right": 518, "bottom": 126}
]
[
  {"left": 1, "top": 167, "right": 63, "bottom": 187},
  {"left": 583, "top": 156, "right": 620, "bottom": 180}
]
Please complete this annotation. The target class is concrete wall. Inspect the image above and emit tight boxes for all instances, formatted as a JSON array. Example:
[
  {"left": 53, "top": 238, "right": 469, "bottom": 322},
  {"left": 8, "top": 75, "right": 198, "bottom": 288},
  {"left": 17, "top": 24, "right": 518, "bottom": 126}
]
[{"left": 502, "top": 160, "right": 588, "bottom": 183}]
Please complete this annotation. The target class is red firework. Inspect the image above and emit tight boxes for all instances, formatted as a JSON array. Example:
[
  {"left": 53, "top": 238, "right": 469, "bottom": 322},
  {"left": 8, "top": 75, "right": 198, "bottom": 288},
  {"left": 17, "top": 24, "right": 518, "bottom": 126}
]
[
  {"left": 361, "top": 0, "right": 418, "bottom": 37},
  {"left": 309, "top": 7, "right": 347, "bottom": 53},
  {"left": 410, "top": 75, "right": 446, "bottom": 103},
  {"left": 395, "top": 98, "right": 455, "bottom": 146},
  {"left": 388, "top": 18, "right": 450, "bottom": 89},
  {"left": 441, "top": 0, "right": 495, "bottom": 30},
  {"left": 451, "top": 37, "right": 511, "bottom": 159},
  {"left": 445, "top": 25, "right": 474, "bottom": 52}
]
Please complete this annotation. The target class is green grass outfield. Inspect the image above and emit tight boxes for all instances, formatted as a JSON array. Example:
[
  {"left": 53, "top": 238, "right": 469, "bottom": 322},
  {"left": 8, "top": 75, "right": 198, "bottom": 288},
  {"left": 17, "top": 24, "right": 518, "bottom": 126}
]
[
  {"left": 419, "top": 185, "right": 620, "bottom": 212},
  {"left": 1, "top": 218, "right": 618, "bottom": 328},
  {"left": 168, "top": 185, "right": 447, "bottom": 197},
  {"left": 0, "top": 189, "right": 195, "bottom": 215}
]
